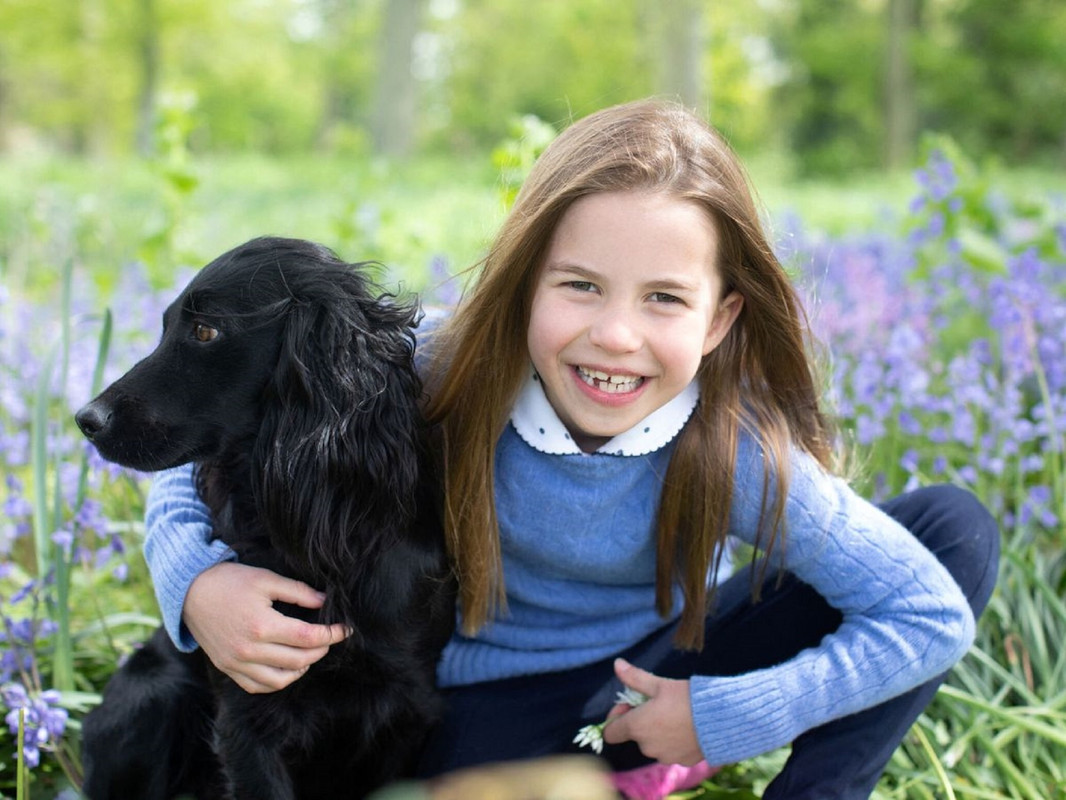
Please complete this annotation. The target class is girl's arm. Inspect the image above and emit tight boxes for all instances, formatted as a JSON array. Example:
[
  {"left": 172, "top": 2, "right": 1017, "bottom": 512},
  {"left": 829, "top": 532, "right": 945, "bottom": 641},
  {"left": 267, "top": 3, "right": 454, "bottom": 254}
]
[
  {"left": 143, "top": 464, "right": 235, "bottom": 649},
  {"left": 683, "top": 437, "right": 976, "bottom": 766},
  {"left": 143, "top": 466, "right": 346, "bottom": 692}
]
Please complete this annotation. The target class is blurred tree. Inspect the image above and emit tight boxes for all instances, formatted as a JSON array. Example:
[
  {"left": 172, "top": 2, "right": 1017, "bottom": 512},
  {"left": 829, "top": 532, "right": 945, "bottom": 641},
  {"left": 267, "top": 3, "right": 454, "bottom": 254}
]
[
  {"left": 773, "top": 0, "right": 884, "bottom": 176},
  {"left": 774, "top": 0, "right": 1066, "bottom": 173},
  {"left": 134, "top": 0, "right": 160, "bottom": 156},
  {"left": 313, "top": 0, "right": 379, "bottom": 154},
  {"left": 371, "top": 0, "right": 426, "bottom": 156},
  {"left": 649, "top": 0, "right": 707, "bottom": 111},
  {"left": 918, "top": 0, "right": 1066, "bottom": 164},
  {"left": 704, "top": 2, "right": 779, "bottom": 152},
  {"left": 0, "top": 0, "right": 1062, "bottom": 168},
  {"left": 170, "top": 0, "right": 322, "bottom": 152},
  {"left": 884, "top": 0, "right": 916, "bottom": 169},
  {"left": 435, "top": 0, "right": 651, "bottom": 148},
  {"left": 0, "top": 39, "right": 7, "bottom": 148}
]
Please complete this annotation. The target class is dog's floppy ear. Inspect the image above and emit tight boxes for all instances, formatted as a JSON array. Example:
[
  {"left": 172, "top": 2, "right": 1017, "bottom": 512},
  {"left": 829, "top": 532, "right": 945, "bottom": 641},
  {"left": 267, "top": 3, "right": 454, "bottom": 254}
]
[{"left": 253, "top": 284, "right": 423, "bottom": 591}]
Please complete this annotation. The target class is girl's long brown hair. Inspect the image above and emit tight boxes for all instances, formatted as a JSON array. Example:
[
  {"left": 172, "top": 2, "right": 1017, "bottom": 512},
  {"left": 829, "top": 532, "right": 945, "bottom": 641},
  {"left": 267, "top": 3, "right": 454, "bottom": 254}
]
[{"left": 424, "top": 99, "right": 834, "bottom": 649}]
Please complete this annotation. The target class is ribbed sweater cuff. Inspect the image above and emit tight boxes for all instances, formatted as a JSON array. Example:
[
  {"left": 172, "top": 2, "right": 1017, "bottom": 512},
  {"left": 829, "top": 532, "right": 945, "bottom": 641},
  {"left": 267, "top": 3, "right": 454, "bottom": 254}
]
[
  {"left": 143, "top": 466, "right": 234, "bottom": 651},
  {"left": 690, "top": 674, "right": 796, "bottom": 766},
  {"left": 148, "top": 537, "right": 234, "bottom": 651}
]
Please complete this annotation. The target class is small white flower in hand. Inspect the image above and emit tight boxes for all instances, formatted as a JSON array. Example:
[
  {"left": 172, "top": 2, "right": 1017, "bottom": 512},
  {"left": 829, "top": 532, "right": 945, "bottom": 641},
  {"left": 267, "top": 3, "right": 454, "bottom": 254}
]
[
  {"left": 573, "top": 686, "right": 650, "bottom": 753},
  {"left": 573, "top": 723, "right": 607, "bottom": 754},
  {"left": 614, "top": 687, "right": 649, "bottom": 708}
]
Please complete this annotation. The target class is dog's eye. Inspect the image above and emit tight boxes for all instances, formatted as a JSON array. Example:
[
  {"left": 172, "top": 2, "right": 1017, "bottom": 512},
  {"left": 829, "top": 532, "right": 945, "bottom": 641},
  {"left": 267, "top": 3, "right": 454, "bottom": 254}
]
[{"left": 194, "top": 323, "right": 219, "bottom": 342}]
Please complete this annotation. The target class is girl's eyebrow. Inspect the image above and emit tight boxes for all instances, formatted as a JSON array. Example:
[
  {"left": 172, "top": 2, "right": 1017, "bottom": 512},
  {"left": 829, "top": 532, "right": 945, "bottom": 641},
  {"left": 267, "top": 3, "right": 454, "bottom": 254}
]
[
  {"left": 544, "top": 263, "right": 702, "bottom": 294},
  {"left": 542, "top": 262, "right": 598, "bottom": 278},
  {"left": 644, "top": 277, "right": 700, "bottom": 294}
]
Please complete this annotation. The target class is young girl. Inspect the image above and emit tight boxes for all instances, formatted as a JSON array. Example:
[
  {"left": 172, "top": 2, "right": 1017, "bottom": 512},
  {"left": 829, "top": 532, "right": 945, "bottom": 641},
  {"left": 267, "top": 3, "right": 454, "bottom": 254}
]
[{"left": 143, "top": 99, "right": 999, "bottom": 799}]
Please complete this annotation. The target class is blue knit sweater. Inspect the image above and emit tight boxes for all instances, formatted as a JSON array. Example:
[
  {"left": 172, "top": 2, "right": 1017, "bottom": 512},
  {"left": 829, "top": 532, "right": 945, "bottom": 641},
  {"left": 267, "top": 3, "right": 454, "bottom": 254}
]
[{"left": 143, "top": 376, "right": 975, "bottom": 768}]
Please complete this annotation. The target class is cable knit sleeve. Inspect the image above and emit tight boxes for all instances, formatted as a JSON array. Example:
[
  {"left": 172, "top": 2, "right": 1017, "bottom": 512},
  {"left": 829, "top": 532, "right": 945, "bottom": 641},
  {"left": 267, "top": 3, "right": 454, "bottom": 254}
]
[
  {"left": 143, "top": 464, "right": 235, "bottom": 651},
  {"left": 689, "top": 434, "right": 976, "bottom": 766}
]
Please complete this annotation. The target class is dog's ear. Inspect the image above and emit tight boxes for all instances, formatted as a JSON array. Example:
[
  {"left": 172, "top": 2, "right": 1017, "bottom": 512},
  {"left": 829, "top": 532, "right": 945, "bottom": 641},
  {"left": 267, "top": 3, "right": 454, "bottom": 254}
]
[{"left": 253, "top": 290, "right": 423, "bottom": 589}]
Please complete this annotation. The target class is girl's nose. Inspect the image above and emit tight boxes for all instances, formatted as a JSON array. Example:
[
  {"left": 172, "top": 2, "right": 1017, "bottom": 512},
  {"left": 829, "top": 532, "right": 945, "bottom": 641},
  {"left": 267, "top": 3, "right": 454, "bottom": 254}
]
[{"left": 588, "top": 309, "right": 641, "bottom": 353}]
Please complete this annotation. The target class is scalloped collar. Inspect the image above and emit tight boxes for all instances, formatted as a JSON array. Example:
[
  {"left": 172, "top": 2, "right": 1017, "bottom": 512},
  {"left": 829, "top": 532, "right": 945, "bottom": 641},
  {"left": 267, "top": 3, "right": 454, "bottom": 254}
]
[{"left": 509, "top": 368, "right": 699, "bottom": 456}]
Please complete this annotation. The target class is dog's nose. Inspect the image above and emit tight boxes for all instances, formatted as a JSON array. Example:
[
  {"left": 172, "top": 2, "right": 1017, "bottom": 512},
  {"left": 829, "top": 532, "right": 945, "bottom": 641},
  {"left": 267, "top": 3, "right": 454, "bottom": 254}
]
[{"left": 75, "top": 402, "right": 112, "bottom": 441}]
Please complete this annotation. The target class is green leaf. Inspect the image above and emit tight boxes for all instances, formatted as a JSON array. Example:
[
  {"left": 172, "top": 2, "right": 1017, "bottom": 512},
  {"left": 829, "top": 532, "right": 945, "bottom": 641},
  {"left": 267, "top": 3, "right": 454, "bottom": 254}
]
[{"left": 958, "top": 227, "right": 1009, "bottom": 274}]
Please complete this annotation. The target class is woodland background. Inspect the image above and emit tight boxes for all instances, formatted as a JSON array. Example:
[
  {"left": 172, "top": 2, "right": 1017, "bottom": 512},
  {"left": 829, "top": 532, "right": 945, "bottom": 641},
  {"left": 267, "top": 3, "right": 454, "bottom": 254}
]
[
  {"left": 0, "top": 1, "right": 1064, "bottom": 798},
  {"left": 1, "top": 0, "right": 1064, "bottom": 169}
]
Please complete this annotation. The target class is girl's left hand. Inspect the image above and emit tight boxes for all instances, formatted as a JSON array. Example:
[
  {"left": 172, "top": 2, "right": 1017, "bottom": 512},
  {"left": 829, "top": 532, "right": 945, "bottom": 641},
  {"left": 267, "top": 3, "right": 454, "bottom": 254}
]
[{"left": 600, "top": 658, "right": 704, "bottom": 766}]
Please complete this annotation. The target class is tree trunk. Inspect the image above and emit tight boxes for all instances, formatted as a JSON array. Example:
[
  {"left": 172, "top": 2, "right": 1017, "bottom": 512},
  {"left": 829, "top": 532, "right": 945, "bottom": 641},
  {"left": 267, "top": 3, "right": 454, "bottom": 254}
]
[
  {"left": 135, "top": 0, "right": 159, "bottom": 157},
  {"left": 314, "top": 0, "right": 354, "bottom": 150},
  {"left": 654, "top": 0, "right": 707, "bottom": 112},
  {"left": 370, "top": 0, "right": 425, "bottom": 158},
  {"left": 0, "top": 45, "right": 7, "bottom": 152},
  {"left": 884, "top": 0, "right": 916, "bottom": 169}
]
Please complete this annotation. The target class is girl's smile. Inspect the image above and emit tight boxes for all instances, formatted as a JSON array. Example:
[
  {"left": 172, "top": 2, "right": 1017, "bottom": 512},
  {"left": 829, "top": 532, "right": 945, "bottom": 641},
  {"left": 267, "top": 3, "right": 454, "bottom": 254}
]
[
  {"left": 574, "top": 366, "right": 645, "bottom": 398},
  {"left": 527, "top": 190, "right": 743, "bottom": 452}
]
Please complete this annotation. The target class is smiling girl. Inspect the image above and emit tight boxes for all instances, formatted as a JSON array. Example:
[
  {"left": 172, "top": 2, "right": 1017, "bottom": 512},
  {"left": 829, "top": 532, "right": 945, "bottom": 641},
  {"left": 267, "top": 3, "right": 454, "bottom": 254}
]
[
  {"left": 143, "top": 99, "right": 999, "bottom": 799},
  {"left": 528, "top": 190, "right": 742, "bottom": 452}
]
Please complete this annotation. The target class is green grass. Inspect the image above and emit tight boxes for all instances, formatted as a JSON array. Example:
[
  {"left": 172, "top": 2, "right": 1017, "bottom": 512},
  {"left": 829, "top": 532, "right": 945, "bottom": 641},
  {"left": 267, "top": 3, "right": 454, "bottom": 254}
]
[
  {"left": 0, "top": 153, "right": 505, "bottom": 297},
  {"left": 3, "top": 148, "right": 1062, "bottom": 294}
]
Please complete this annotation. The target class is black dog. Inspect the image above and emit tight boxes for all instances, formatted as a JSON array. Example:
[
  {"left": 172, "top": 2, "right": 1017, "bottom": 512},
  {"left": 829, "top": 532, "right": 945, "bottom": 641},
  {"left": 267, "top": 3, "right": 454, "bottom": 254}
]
[{"left": 75, "top": 237, "right": 454, "bottom": 800}]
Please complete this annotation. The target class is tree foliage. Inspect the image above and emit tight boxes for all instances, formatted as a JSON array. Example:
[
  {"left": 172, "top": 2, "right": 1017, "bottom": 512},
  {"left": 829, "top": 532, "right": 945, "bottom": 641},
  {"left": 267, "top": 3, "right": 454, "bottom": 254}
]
[{"left": 0, "top": 0, "right": 1062, "bottom": 171}]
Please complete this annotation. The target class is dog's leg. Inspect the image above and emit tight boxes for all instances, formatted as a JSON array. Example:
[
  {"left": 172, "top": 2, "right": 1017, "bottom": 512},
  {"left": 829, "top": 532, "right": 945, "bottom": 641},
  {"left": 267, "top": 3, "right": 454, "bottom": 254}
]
[
  {"left": 81, "top": 628, "right": 220, "bottom": 800},
  {"left": 212, "top": 691, "right": 298, "bottom": 800}
]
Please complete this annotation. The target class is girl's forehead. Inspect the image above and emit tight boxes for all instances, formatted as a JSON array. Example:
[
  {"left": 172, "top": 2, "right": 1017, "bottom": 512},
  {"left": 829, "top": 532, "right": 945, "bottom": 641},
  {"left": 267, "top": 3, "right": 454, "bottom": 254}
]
[
  {"left": 563, "top": 188, "right": 703, "bottom": 214},
  {"left": 551, "top": 191, "right": 717, "bottom": 252}
]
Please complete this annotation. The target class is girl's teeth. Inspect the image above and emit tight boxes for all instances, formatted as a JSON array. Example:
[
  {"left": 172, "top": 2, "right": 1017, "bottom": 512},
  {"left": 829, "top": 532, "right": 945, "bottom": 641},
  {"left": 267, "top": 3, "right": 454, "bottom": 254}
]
[{"left": 577, "top": 367, "right": 643, "bottom": 393}]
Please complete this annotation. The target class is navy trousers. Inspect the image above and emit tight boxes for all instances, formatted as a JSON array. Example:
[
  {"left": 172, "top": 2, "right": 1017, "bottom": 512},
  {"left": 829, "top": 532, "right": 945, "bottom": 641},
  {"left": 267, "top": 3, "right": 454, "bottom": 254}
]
[{"left": 417, "top": 485, "right": 1000, "bottom": 800}]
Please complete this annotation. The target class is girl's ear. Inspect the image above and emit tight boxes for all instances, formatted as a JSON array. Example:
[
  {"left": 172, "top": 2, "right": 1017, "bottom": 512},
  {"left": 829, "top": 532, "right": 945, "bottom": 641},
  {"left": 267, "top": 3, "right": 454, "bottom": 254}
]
[{"left": 702, "top": 290, "right": 744, "bottom": 356}]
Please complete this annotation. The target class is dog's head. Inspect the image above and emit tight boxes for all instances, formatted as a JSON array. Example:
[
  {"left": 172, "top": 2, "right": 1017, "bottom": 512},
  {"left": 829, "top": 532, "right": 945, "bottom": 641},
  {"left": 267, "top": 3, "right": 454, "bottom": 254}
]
[{"left": 75, "top": 237, "right": 422, "bottom": 480}]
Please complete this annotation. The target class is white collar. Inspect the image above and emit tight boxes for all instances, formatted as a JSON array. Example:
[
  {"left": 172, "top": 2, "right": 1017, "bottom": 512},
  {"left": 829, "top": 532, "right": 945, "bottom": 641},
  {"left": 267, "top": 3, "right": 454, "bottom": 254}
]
[{"left": 510, "top": 369, "right": 700, "bottom": 456}]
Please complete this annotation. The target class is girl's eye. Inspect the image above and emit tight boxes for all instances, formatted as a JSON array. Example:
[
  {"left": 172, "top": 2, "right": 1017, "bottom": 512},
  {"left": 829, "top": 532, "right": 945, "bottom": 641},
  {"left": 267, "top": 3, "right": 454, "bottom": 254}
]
[
  {"left": 650, "top": 292, "right": 683, "bottom": 304},
  {"left": 567, "top": 280, "right": 596, "bottom": 293},
  {"left": 193, "top": 323, "right": 219, "bottom": 342}
]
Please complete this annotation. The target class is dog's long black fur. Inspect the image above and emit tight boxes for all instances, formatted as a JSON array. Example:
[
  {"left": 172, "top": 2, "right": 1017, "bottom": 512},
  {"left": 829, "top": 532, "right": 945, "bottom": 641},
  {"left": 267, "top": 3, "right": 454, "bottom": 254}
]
[{"left": 75, "top": 237, "right": 455, "bottom": 800}]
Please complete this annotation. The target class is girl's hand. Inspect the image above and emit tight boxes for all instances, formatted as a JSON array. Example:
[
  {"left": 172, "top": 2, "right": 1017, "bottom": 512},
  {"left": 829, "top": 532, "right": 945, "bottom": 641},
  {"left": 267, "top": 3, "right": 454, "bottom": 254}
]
[
  {"left": 183, "top": 562, "right": 349, "bottom": 694},
  {"left": 601, "top": 658, "right": 704, "bottom": 766}
]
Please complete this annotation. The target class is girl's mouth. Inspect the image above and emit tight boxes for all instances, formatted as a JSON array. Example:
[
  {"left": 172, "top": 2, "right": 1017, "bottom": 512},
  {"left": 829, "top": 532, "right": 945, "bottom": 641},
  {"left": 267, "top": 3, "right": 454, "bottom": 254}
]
[{"left": 575, "top": 366, "right": 645, "bottom": 394}]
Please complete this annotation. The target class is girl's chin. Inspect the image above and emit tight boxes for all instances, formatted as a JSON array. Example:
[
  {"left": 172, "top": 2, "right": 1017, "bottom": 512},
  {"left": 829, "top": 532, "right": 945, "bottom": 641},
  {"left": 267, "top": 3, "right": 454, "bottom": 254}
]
[
  {"left": 570, "top": 431, "right": 612, "bottom": 453},
  {"left": 564, "top": 410, "right": 642, "bottom": 451}
]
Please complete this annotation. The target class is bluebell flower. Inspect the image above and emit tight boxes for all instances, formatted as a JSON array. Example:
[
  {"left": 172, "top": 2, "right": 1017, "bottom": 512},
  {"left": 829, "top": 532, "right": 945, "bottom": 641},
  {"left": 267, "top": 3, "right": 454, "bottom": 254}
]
[
  {"left": 1, "top": 682, "right": 68, "bottom": 768},
  {"left": 900, "top": 450, "right": 921, "bottom": 474},
  {"left": 9, "top": 580, "right": 35, "bottom": 606},
  {"left": 51, "top": 529, "right": 75, "bottom": 553}
]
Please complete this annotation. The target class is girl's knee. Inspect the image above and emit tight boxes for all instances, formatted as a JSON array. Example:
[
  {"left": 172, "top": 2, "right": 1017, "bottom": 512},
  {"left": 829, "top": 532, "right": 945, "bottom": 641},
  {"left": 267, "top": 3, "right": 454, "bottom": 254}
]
[
  {"left": 923, "top": 484, "right": 998, "bottom": 544},
  {"left": 909, "top": 484, "right": 1000, "bottom": 611}
]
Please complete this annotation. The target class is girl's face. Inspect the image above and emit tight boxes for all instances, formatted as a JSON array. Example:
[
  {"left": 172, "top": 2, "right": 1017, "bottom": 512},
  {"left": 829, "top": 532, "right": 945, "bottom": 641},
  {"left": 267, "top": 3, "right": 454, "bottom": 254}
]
[{"left": 528, "top": 190, "right": 743, "bottom": 452}]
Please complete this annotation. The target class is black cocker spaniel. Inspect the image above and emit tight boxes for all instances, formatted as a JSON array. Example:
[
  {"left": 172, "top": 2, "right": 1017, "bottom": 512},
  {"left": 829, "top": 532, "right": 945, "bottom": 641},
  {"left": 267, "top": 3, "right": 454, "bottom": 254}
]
[{"left": 75, "top": 237, "right": 455, "bottom": 800}]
